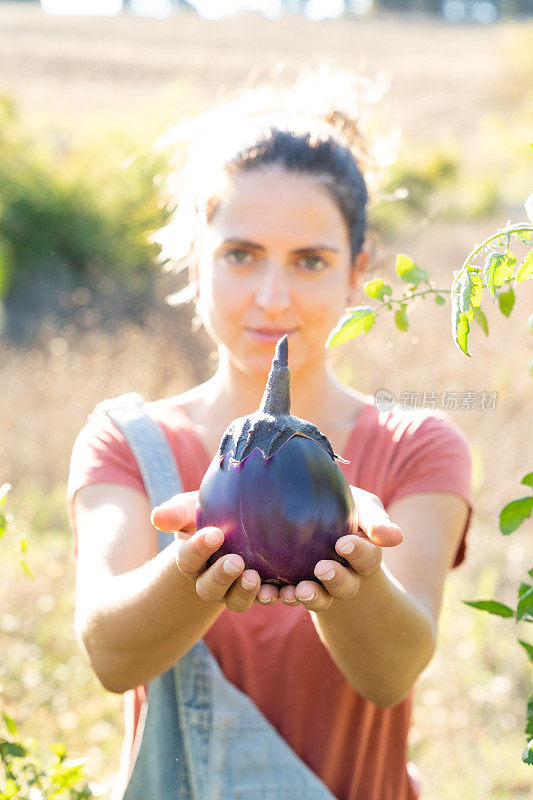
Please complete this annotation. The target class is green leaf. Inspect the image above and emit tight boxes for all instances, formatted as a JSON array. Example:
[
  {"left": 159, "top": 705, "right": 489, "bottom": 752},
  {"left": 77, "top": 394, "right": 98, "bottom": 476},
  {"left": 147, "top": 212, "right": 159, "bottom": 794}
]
[
  {"left": 522, "top": 472, "right": 533, "bottom": 489},
  {"left": 456, "top": 271, "right": 483, "bottom": 315},
  {"left": 51, "top": 743, "right": 67, "bottom": 761},
  {"left": 472, "top": 306, "right": 488, "bottom": 336},
  {"left": 470, "top": 273, "right": 483, "bottom": 307},
  {"left": 498, "top": 287, "right": 515, "bottom": 317},
  {"left": 496, "top": 252, "right": 516, "bottom": 286},
  {"left": 1, "top": 713, "right": 18, "bottom": 737},
  {"left": 451, "top": 295, "right": 471, "bottom": 356},
  {"left": 49, "top": 757, "right": 87, "bottom": 787},
  {"left": 2, "top": 779, "right": 18, "bottom": 799},
  {"left": 519, "top": 639, "right": 533, "bottom": 662},
  {"left": 526, "top": 695, "right": 533, "bottom": 736},
  {"left": 517, "top": 584, "right": 533, "bottom": 622},
  {"left": 20, "top": 559, "right": 33, "bottom": 579},
  {"left": 516, "top": 230, "right": 533, "bottom": 245},
  {"left": 523, "top": 738, "right": 533, "bottom": 766},
  {"left": 362, "top": 278, "right": 392, "bottom": 300},
  {"left": 516, "top": 251, "right": 533, "bottom": 285},
  {"left": 462, "top": 599, "right": 514, "bottom": 618},
  {"left": 326, "top": 306, "right": 376, "bottom": 347},
  {"left": 394, "top": 305, "right": 409, "bottom": 332},
  {"left": 0, "top": 483, "right": 11, "bottom": 507},
  {"left": 499, "top": 496, "right": 533, "bottom": 535},
  {"left": 434, "top": 294, "right": 446, "bottom": 305},
  {"left": 395, "top": 253, "right": 428, "bottom": 286},
  {"left": 456, "top": 271, "right": 471, "bottom": 313},
  {"left": 483, "top": 252, "right": 503, "bottom": 300},
  {"left": 484, "top": 251, "right": 516, "bottom": 296},
  {"left": 0, "top": 742, "right": 27, "bottom": 758}
]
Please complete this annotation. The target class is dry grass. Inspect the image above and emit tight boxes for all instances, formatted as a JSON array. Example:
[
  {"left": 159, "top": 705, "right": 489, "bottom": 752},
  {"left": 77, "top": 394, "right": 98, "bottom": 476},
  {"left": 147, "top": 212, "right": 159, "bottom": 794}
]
[
  {"left": 0, "top": 5, "right": 532, "bottom": 799},
  {"left": 2, "top": 217, "right": 531, "bottom": 798}
]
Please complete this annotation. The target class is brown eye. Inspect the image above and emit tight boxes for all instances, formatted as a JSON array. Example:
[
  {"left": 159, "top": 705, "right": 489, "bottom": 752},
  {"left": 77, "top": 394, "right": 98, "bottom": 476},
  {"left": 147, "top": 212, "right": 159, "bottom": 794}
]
[
  {"left": 224, "top": 248, "right": 255, "bottom": 265},
  {"left": 293, "top": 255, "right": 329, "bottom": 272}
]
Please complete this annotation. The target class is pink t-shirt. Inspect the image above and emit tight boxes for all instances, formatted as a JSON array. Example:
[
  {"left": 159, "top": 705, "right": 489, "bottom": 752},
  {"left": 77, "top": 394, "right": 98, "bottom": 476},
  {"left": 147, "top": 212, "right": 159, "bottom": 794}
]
[{"left": 67, "top": 395, "right": 473, "bottom": 800}]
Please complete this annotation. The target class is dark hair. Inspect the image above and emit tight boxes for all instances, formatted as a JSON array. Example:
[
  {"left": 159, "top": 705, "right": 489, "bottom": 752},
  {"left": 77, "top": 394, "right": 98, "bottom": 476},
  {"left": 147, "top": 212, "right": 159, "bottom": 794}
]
[
  {"left": 212, "top": 126, "right": 368, "bottom": 260},
  {"left": 153, "top": 68, "right": 386, "bottom": 302}
]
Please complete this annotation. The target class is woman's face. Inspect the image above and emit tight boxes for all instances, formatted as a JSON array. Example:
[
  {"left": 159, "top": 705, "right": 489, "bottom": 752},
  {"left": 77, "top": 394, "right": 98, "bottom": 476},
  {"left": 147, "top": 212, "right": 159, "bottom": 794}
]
[{"left": 193, "top": 165, "right": 365, "bottom": 376}]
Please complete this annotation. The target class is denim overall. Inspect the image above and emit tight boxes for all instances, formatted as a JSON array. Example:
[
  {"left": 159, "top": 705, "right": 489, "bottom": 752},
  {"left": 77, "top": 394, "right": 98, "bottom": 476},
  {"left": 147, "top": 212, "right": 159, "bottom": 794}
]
[{"left": 94, "top": 392, "right": 337, "bottom": 800}]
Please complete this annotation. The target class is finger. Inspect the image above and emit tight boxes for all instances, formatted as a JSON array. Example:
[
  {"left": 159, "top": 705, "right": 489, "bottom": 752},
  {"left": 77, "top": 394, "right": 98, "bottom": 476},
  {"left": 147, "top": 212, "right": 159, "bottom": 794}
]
[
  {"left": 314, "top": 560, "right": 361, "bottom": 600},
  {"left": 279, "top": 585, "right": 300, "bottom": 606},
  {"left": 335, "top": 535, "right": 382, "bottom": 578},
  {"left": 351, "top": 487, "right": 403, "bottom": 547},
  {"left": 294, "top": 580, "right": 332, "bottom": 613},
  {"left": 151, "top": 491, "right": 198, "bottom": 532},
  {"left": 224, "top": 569, "right": 261, "bottom": 613},
  {"left": 255, "top": 583, "right": 279, "bottom": 606},
  {"left": 195, "top": 552, "right": 245, "bottom": 603},
  {"left": 176, "top": 526, "right": 225, "bottom": 580}
]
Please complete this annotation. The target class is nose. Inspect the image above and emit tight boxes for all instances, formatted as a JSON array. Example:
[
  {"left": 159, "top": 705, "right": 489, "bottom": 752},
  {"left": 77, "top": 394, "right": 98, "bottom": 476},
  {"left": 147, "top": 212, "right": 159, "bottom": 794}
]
[{"left": 254, "top": 261, "right": 291, "bottom": 314}]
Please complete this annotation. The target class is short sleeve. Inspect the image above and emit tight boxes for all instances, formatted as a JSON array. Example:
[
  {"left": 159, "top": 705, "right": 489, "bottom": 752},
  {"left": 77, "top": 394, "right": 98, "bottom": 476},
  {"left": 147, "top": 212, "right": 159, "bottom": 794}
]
[
  {"left": 66, "top": 413, "right": 146, "bottom": 554},
  {"left": 385, "top": 412, "right": 473, "bottom": 568}
]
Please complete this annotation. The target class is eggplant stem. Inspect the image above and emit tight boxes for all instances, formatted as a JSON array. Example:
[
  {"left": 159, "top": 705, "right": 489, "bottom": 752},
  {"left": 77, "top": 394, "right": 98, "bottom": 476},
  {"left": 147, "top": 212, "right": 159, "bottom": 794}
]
[{"left": 259, "top": 335, "right": 291, "bottom": 416}]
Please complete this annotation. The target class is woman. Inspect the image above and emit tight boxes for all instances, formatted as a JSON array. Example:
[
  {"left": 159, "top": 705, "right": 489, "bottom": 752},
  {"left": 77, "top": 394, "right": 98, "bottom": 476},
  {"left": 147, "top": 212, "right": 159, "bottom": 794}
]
[{"left": 67, "top": 71, "right": 473, "bottom": 800}]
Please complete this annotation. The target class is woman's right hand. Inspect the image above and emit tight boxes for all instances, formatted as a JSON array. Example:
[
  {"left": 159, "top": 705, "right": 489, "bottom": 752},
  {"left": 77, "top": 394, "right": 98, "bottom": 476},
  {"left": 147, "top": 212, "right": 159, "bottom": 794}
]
[{"left": 151, "top": 492, "right": 278, "bottom": 612}]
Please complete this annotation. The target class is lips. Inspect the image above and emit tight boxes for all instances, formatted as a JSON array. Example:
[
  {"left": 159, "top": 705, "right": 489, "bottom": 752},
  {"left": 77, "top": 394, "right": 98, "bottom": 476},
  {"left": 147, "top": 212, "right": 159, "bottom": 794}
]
[{"left": 245, "top": 327, "right": 298, "bottom": 343}]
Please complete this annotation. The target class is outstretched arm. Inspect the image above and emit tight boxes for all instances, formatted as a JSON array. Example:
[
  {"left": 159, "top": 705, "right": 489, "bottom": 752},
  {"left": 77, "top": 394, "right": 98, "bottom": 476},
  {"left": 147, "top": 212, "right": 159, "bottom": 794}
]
[
  {"left": 74, "top": 485, "right": 264, "bottom": 693},
  {"left": 282, "top": 489, "right": 469, "bottom": 708}
]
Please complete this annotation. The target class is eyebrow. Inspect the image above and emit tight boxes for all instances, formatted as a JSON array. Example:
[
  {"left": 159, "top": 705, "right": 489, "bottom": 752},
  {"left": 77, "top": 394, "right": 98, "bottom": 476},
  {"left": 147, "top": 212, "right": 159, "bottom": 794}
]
[{"left": 220, "top": 239, "right": 340, "bottom": 254}]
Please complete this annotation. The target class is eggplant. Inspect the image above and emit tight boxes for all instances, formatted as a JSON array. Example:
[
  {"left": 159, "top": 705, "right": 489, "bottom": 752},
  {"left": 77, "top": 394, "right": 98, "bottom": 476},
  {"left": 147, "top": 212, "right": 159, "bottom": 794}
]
[{"left": 196, "top": 336, "right": 357, "bottom": 586}]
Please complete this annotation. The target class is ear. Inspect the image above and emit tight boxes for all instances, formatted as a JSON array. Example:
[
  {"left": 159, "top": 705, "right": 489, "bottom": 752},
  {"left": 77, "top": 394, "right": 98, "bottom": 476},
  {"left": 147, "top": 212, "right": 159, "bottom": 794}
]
[{"left": 346, "top": 250, "right": 369, "bottom": 306}]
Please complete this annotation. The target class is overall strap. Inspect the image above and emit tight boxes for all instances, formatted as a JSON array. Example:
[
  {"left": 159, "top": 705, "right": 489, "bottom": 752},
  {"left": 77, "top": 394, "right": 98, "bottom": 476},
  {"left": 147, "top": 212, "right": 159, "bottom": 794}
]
[
  {"left": 90, "top": 394, "right": 337, "bottom": 800},
  {"left": 91, "top": 391, "right": 181, "bottom": 552}
]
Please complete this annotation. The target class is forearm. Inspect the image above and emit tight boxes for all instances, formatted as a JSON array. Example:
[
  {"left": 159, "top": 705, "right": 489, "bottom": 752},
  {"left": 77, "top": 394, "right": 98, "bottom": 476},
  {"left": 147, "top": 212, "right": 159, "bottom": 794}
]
[
  {"left": 75, "top": 540, "right": 224, "bottom": 693},
  {"left": 310, "top": 565, "right": 436, "bottom": 708}
]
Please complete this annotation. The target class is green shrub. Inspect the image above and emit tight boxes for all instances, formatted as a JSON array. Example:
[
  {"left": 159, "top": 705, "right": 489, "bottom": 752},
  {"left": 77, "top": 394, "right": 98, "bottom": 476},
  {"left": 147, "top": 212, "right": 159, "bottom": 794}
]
[{"left": 0, "top": 96, "right": 170, "bottom": 307}]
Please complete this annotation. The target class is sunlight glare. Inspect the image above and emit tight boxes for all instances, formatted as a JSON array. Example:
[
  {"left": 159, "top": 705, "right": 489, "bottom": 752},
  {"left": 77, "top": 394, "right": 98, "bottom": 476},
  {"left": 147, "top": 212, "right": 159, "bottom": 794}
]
[
  {"left": 41, "top": 0, "right": 123, "bottom": 14},
  {"left": 130, "top": 0, "right": 174, "bottom": 17}
]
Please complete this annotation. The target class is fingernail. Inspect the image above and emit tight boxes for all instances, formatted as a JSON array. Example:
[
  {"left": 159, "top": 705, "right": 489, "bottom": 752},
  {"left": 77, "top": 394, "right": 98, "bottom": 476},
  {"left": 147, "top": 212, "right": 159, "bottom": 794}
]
[
  {"left": 318, "top": 568, "right": 335, "bottom": 581},
  {"left": 338, "top": 540, "right": 355, "bottom": 555},
  {"left": 223, "top": 558, "right": 241, "bottom": 576},
  {"left": 205, "top": 529, "right": 223, "bottom": 547},
  {"left": 259, "top": 593, "right": 275, "bottom": 604},
  {"left": 297, "top": 591, "right": 316, "bottom": 603},
  {"left": 241, "top": 576, "right": 257, "bottom": 591}
]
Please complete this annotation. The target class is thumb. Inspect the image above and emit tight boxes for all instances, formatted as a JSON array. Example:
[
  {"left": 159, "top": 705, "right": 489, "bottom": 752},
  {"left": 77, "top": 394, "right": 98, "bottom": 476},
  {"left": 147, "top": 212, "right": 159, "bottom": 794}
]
[{"left": 151, "top": 490, "right": 198, "bottom": 532}]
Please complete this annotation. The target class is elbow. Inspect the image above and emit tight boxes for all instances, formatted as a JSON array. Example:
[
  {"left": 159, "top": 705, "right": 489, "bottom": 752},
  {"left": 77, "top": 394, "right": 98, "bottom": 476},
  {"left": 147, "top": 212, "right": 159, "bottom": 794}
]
[
  {"left": 370, "top": 684, "right": 417, "bottom": 710},
  {"left": 90, "top": 655, "right": 132, "bottom": 695},
  {"left": 370, "top": 629, "right": 437, "bottom": 710},
  {"left": 75, "top": 615, "right": 133, "bottom": 695}
]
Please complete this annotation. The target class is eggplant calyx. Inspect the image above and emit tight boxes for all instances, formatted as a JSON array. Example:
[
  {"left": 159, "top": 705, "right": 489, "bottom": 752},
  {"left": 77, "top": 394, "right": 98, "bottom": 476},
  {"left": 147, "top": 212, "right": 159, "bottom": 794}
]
[
  {"left": 217, "top": 334, "right": 350, "bottom": 466},
  {"left": 222, "top": 428, "right": 349, "bottom": 467}
]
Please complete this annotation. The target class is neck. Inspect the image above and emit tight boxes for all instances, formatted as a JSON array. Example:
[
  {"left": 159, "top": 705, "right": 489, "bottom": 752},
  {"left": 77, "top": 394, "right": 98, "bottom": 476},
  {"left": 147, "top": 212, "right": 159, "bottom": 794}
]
[{"left": 204, "top": 345, "right": 358, "bottom": 425}]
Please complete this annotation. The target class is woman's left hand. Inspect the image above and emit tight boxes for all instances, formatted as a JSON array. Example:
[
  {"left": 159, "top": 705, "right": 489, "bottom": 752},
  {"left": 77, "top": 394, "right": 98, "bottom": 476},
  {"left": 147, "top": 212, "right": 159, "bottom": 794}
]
[{"left": 261, "top": 487, "right": 403, "bottom": 612}]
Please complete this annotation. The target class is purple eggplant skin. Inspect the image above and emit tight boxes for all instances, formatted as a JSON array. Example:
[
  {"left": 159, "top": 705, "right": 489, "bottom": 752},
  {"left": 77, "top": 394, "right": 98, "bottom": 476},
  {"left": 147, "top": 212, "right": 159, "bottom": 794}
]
[{"left": 196, "top": 434, "right": 358, "bottom": 587}]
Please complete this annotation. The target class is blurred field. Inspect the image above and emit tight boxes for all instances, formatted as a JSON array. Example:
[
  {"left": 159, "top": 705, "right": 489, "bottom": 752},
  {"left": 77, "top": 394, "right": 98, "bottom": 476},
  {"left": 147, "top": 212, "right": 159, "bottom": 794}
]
[{"left": 1, "top": 3, "right": 532, "bottom": 799}]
